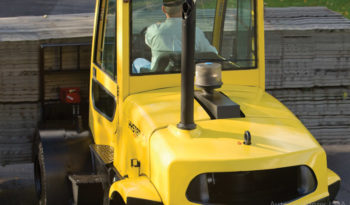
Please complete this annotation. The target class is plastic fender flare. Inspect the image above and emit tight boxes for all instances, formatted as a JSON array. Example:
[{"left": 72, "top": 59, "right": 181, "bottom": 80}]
[
  {"left": 109, "top": 176, "right": 163, "bottom": 205},
  {"left": 327, "top": 168, "right": 341, "bottom": 201}
]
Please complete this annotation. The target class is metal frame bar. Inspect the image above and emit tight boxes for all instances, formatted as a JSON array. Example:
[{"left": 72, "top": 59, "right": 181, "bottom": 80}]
[{"left": 38, "top": 42, "right": 91, "bottom": 122}]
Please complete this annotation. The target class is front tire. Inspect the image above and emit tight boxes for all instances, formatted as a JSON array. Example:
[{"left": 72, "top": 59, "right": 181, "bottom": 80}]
[
  {"left": 33, "top": 130, "right": 93, "bottom": 205},
  {"left": 34, "top": 142, "right": 46, "bottom": 205},
  {"left": 34, "top": 140, "right": 71, "bottom": 205}
]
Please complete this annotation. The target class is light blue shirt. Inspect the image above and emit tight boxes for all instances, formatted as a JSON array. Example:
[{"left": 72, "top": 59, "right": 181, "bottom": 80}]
[{"left": 145, "top": 18, "right": 218, "bottom": 70}]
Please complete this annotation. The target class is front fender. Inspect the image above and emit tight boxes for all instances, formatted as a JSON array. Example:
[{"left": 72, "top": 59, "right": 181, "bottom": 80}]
[
  {"left": 327, "top": 169, "right": 341, "bottom": 201},
  {"left": 109, "top": 176, "right": 163, "bottom": 205}
]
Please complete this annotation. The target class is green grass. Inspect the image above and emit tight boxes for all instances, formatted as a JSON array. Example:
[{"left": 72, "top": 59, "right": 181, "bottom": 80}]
[
  {"left": 133, "top": 0, "right": 350, "bottom": 19},
  {"left": 265, "top": 0, "right": 350, "bottom": 19},
  {"left": 199, "top": 0, "right": 350, "bottom": 19}
]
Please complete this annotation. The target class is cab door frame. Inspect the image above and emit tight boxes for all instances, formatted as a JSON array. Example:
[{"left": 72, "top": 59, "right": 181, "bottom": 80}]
[
  {"left": 89, "top": 0, "right": 119, "bottom": 146},
  {"left": 212, "top": 0, "right": 228, "bottom": 53}
]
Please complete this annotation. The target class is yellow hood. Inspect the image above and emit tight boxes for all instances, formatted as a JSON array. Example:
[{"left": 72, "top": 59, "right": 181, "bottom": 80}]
[
  {"left": 125, "top": 85, "right": 303, "bottom": 138},
  {"left": 122, "top": 85, "right": 326, "bottom": 204}
]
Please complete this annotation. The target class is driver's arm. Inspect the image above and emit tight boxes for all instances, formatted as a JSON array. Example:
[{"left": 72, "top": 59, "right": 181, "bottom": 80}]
[
  {"left": 195, "top": 27, "right": 218, "bottom": 54},
  {"left": 145, "top": 23, "right": 160, "bottom": 49}
]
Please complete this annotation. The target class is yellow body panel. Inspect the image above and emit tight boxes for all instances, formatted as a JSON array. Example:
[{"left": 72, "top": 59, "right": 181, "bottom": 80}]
[
  {"left": 89, "top": 0, "right": 118, "bottom": 147},
  {"left": 89, "top": 66, "right": 118, "bottom": 146},
  {"left": 150, "top": 125, "right": 327, "bottom": 204},
  {"left": 328, "top": 168, "right": 341, "bottom": 185},
  {"left": 108, "top": 85, "right": 339, "bottom": 204},
  {"left": 109, "top": 176, "right": 162, "bottom": 203},
  {"left": 88, "top": 0, "right": 340, "bottom": 204}
]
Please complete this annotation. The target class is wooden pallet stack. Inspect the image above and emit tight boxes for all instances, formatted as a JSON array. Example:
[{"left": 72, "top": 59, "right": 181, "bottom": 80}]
[
  {"left": 0, "top": 14, "right": 93, "bottom": 164},
  {"left": 265, "top": 7, "right": 350, "bottom": 144}
]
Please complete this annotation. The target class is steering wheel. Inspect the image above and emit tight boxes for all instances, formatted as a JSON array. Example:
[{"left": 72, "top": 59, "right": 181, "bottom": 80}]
[
  {"left": 152, "top": 52, "right": 228, "bottom": 73},
  {"left": 152, "top": 52, "right": 181, "bottom": 73}
]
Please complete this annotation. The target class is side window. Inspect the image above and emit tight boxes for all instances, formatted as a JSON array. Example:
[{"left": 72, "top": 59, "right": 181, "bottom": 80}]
[
  {"left": 234, "top": 0, "right": 256, "bottom": 68},
  {"left": 92, "top": 79, "right": 116, "bottom": 120},
  {"left": 94, "top": 0, "right": 117, "bottom": 79}
]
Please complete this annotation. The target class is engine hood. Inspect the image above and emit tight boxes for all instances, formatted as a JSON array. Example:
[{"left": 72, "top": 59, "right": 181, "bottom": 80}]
[
  {"left": 149, "top": 118, "right": 326, "bottom": 204},
  {"left": 122, "top": 85, "right": 326, "bottom": 204},
  {"left": 124, "top": 85, "right": 299, "bottom": 138}
]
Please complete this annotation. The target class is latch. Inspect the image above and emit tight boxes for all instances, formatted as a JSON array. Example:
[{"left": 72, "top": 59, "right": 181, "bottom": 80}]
[{"left": 244, "top": 131, "right": 252, "bottom": 145}]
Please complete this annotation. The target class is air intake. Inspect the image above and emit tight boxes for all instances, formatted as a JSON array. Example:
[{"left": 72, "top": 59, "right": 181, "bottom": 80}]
[{"left": 186, "top": 166, "right": 317, "bottom": 205}]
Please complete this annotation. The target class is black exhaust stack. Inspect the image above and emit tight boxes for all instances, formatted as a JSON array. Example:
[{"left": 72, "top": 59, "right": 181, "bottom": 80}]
[{"left": 177, "top": 0, "right": 196, "bottom": 130}]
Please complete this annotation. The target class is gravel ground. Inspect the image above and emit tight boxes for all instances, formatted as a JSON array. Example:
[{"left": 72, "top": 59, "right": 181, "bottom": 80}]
[
  {"left": 0, "top": 163, "right": 37, "bottom": 205},
  {"left": 0, "top": 144, "right": 349, "bottom": 204},
  {"left": 324, "top": 145, "right": 350, "bottom": 204}
]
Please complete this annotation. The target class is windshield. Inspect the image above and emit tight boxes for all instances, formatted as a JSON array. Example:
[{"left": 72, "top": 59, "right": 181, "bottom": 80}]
[{"left": 131, "top": 0, "right": 257, "bottom": 75}]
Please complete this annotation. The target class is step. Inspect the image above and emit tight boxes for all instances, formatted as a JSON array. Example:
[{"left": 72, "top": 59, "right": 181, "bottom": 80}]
[
  {"left": 90, "top": 144, "right": 114, "bottom": 165},
  {"left": 68, "top": 174, "right": 104, "bottom": 205}
]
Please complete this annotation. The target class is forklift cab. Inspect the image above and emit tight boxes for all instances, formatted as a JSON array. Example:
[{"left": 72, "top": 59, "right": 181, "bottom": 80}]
[
  {"left": 131, "top": 0, "right": 257, "bottom": 74},
  {"left": 87, "top": 0, "right": 340, "bottom": 204},
  {"left": 89, "top": 0, "right": 264, "bottom": 143}
]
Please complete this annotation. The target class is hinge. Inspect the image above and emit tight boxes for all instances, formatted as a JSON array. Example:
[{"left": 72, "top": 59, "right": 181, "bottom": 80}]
[{"left": 131, "top": 159, "right": 140, "bottom": 168}]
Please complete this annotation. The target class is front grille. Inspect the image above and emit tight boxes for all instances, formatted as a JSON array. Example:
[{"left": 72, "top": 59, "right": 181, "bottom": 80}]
[{"left": 186, "top": 165, "right": 317, "bottom": 205}]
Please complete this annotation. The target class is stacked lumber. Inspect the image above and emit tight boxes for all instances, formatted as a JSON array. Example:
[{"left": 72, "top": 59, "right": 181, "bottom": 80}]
[
  {"left": 0, "top": 103, "right": 38, "bottom": 141},
  {"left": 265, "top": 31, "right": 350, "bottom": 88},
  {"left": 268, "top": 87, "right": 350, "bottom": 144},
  {"left": 0, "top": 103, "right": 38, "bottom": 164},
  {"left": 0, "top": 14, "right": 93, "bottom": 164},
  {"left": 0, "top": 12, "right": 93, "bottom": 102},
  {"left": 0, "top": 41, "right": 39, "bottom": 102},
  {"left": 0, "top": 0, "right": 95, "bottom": 18},
  {"left": 265, "top": 7, "right": 350, "bottom": 144},
  {"left": 0, "top": 13, "right": 94, "bottom": 42}
]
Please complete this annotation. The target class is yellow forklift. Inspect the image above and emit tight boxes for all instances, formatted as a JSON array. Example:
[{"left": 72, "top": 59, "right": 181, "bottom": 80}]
[{"left": 34, "top": 0, "right": 341, "bottom": 204}]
